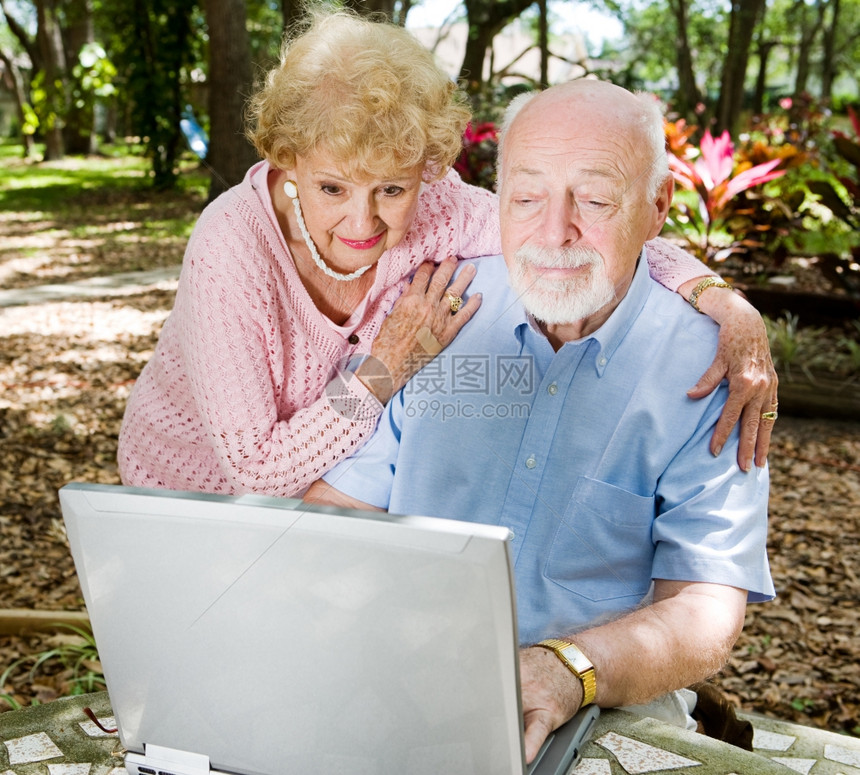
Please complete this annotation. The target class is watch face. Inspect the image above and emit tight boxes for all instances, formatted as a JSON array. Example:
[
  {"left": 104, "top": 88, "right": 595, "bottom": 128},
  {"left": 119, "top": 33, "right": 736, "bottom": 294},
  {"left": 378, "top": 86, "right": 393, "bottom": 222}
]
[{"left": 560, "top": 644, "right": 593, "bottom": 673}]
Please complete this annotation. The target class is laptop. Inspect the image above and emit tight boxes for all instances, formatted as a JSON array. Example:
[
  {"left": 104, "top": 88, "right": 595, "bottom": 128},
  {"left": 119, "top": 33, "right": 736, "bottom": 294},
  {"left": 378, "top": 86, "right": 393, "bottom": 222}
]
[{"left": 60, "top": 482, "right": 599, "bottom": 775}]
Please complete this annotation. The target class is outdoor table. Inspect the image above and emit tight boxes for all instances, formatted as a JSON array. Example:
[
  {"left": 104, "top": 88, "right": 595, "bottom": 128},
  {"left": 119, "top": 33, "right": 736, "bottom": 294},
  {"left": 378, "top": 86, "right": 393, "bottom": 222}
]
[{"left": 1, "top": 691, "right": 858, "bottom": 775}]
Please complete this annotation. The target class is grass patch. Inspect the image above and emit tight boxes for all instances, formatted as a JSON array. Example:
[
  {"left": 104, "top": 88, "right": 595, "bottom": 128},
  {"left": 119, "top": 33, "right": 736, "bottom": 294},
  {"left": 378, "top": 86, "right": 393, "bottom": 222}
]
[
  {"left": 0, "top": 140, "right": 208, "bottom": 288},
  {"left": 0, "top": 139, "right": 208, "bottom": 214}
]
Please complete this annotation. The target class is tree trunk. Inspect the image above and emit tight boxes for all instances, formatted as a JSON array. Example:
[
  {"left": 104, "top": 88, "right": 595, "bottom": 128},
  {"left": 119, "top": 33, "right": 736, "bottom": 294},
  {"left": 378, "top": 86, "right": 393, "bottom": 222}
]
[
  {"left": 204, "top": 0, "right": 259, "bottom": 201},
  {"left": 714, "top": 0, "right": 767, "bottom": 136},
  {"left": 819, "top": 0, "right": 841, "bottom": 100},
  {"left": 669, "top": 0, "right": 701, "bottom": 120},
  {"left": 792, "top": 0, "right": 825, "bottom": 97},
  {"left": 459, "top": 0, "right": 535, "bottom": 95},
  {"left": 0, "top": 0, "right": 39, "bottom": 67},
  {"left": 0, "top": 47, "right": 35, "bottom": 156},
  {"left": 537, "top": 0, "right": 548, "bottom": 89},
  {"left": 62, "top": 0, "right": 97, "bottom": 155},
  {"left": 281, "top": 0, "right": 303, "bottom": 34},
  {"left": 35, "top": 0, "right": 66, "bottom": 160},
  {"left": 345, "top": 0, "right": 396, "bottom": 19},
  {"left": 752, "top": 39, "right": 777, "bottom": 115},
  {"left": 396, "top": 0, "right": 412, "bottom": 26}
]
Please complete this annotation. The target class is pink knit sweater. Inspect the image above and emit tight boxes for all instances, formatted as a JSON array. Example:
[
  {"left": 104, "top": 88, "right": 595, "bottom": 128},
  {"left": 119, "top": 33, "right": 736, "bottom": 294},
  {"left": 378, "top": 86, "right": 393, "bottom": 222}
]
[{"left": 118, "top": 161, "right": 708, "bottom": 497}]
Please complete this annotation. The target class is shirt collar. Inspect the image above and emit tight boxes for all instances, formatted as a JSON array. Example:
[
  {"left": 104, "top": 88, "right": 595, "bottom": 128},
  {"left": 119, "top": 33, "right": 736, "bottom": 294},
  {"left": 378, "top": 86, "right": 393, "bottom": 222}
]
[
  {"left": 512, "top": 246, "right": 654, "bottom": 376},
  {"left": 586, "top": 247, "right": 652, "bottom": 375}
]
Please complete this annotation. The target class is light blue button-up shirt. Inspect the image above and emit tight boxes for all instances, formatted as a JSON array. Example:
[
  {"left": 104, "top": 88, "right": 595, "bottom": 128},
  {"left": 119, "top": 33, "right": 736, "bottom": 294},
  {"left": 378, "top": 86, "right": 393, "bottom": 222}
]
[{"left": 325, "top": 252, "right": 774, "bottom": 644}]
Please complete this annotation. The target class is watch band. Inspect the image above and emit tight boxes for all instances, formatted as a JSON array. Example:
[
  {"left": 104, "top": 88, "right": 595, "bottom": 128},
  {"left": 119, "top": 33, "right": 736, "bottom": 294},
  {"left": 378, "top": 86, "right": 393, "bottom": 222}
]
[{"left": 537, "top": 639, "right": 597, "bottom": 708}]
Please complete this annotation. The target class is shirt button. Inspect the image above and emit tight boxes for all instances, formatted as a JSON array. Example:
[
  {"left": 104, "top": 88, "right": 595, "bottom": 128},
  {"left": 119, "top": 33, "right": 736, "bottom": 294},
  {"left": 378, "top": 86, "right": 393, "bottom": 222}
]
[
  {"left": 547, "top": 383, "right": 558, "bottom": 395},
  {"left": 348, "top": 334, "right": 360, "bottom": 345},
  {"left": 525, "top": 455, "right": 537, "bottom": 469},
  {"left": 598, "top": 355, "right": 607, "bottom": 366}
]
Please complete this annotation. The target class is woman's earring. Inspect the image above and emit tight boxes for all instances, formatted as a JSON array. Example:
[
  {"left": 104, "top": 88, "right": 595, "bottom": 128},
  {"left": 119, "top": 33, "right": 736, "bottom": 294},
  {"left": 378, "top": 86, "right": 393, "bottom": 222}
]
[{"left": 283, "top": 180, "right": 298, "bottom": 199}]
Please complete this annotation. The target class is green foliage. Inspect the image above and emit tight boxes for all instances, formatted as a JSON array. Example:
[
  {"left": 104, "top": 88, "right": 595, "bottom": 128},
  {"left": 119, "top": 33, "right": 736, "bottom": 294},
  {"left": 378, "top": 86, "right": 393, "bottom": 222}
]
[
  {"left": 839, "top": 322, "right": 860, "bottom": 372},
  {"left": 104, "top": 0, "right": 198, "bottom": 189},
  {"left": 29, "top": 71, "right": 64, "bottom": 135},
  {"left": 764, "top": 313, "right": 860, "bottom": 379},
  {"left": 245, "top": 0, "right": 286, "bottom": 68},
  {"left": 803, "top": 106, "right": 860, "bottom": 293},
  {"left": 72, "top": 42, "right": 117, "bottom": 106},
  {"left": 599, "top": 0, "right": 726, "bottom": 103},
  {"left": 20, "top": 103, "right": 39, "bottom": 137},
  {"left": 663, "top": 98, "right": 860, "bottom": 296},
  {"left": 791, "top": 697, "right": 818, "bottom": 713},
  {"left": 0, "top": 624, "right": 104, "bottom": 710},
  {"left": 765, "top": 312, "right": 801, "bottom": 373}
]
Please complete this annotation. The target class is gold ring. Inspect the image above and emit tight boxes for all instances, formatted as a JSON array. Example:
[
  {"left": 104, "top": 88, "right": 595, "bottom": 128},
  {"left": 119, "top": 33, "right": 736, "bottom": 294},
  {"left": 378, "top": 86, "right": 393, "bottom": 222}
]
[
  {"left": 761, "top": 411, "right": 778, "bottom": 421},
  {"left": 446, "top": 293, "right": 463, "bottom": 313}
]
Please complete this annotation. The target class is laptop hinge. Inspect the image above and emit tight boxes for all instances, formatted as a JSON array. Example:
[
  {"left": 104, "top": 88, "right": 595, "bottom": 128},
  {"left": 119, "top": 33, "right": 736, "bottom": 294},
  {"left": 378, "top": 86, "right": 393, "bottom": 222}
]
[{"left": 126, "top": 744, "right": 230, "bottom": 775}]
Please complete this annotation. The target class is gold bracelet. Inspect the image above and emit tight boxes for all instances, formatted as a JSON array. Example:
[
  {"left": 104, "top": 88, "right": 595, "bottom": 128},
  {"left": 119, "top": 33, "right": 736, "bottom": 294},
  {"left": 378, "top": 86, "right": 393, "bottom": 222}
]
[{"left": 688, "top": 277, "right": 734, "bottom": 313}]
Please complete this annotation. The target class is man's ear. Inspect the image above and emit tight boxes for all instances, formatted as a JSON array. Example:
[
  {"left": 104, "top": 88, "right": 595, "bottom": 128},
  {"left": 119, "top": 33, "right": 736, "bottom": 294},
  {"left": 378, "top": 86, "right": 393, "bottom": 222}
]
[{"left": 647, "top": 176, "right": 674, "bottom": 240}]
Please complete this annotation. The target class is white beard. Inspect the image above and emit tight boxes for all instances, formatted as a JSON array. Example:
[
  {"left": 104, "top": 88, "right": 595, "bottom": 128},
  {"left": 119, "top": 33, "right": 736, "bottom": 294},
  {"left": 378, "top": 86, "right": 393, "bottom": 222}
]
[{"left": 509, "top": 244, "right": 616, "bottom": 325}]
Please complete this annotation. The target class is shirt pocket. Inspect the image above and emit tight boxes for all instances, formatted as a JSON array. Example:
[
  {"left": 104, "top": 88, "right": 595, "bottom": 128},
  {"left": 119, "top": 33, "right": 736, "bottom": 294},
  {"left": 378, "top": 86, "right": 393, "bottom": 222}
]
[{"left": 544, "top": 476, "right": 655, "bottom": 603}]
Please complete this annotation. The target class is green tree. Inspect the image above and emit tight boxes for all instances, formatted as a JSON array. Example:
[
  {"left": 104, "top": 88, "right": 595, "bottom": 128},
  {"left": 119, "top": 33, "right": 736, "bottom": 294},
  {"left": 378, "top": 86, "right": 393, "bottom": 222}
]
[
  {"left": 668, "top": 0, "right": 701, "bottom": 118},
  {"left": 2, "top": 0, "right": 66, "bottom": 158},
  {"left": 600, "top": 0, "right": 726, "bottom": 110},
  {"left": 106, "top": 0, "right": 197, "bottom": 188},
  {"left": 715, "top": 0, "right": 768, "bottom": 134},
  {"left": 459, "top": 0, "right": 536, "bottom": 95},
  {"left": 0, "top": 6, "right": 36, "bottom": 155}
]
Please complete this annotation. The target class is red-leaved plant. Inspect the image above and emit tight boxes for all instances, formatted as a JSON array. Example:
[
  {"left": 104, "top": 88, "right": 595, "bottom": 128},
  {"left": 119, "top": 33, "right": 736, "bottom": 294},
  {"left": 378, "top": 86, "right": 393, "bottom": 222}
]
[{"left": 667, "top": 123, "right": 787, "bottom": 263}]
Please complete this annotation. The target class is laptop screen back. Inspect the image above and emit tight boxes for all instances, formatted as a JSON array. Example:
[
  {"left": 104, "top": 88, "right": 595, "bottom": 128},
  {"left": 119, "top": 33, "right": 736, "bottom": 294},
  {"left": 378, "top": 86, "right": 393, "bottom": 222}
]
[{"left": 60, "top": 483, "right": 525, "bottom": 775}]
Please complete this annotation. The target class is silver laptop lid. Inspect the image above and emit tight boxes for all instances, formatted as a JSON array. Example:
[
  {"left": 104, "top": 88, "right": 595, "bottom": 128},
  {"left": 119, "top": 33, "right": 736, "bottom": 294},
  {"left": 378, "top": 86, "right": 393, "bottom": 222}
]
[{"left": 60, "top": 483, "right": 525, "bottom": 775}]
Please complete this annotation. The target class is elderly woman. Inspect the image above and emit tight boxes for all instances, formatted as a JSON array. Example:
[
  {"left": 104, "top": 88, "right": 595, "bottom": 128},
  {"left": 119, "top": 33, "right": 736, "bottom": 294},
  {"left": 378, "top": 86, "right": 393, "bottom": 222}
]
[{"left": 118, "top": 11, "right": 776, "bottom": 498}]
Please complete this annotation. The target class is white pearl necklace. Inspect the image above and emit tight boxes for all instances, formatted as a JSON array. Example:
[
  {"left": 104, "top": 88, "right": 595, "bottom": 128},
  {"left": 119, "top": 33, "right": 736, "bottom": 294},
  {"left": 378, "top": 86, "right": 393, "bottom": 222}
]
[{"left": 283, "top": 180, "right": 372, "bottom": 282}]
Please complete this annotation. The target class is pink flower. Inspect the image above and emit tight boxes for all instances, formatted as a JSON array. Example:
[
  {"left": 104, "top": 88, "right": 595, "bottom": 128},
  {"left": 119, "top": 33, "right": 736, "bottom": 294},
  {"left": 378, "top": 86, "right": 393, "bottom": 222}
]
[
  {"left": 670, "top": 129, "right": 786, "bottom": 218},
  {"left": 462, "top": 122, "right": 498, "bottom": 145}
]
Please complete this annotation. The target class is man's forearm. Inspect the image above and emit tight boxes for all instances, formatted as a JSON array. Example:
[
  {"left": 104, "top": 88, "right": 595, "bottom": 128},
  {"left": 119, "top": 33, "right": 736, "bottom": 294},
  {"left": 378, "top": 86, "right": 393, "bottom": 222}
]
[
  {"left": 519, "top": 580, "right": 747, "bottom": 763},
  {"left": 570, "top": 581, "right": 747, "bottom": 708},
  {"left": 521, "top": 581, "right": 746, "bottom": 729}
]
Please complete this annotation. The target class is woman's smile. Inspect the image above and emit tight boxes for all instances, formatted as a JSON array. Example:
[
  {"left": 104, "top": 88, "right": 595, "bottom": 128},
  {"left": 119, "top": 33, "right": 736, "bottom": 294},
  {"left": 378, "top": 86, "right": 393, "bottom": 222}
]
[{"left": 338, "top": 232, "right": 386, "bottom": 250}]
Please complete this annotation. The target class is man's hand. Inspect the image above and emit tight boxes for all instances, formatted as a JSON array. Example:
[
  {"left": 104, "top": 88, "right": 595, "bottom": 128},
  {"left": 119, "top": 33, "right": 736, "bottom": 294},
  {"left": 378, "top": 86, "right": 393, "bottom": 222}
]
[
  {"left": 303, "top": 479, "right": 382, "bottom": 511},
  {"left": 519, "top": 646, "right": 584, "bottom": 764}
]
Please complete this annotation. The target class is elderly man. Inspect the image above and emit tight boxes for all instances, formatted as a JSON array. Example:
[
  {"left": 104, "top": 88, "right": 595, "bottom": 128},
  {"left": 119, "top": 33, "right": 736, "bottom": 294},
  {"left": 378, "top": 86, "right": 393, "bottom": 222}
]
[{"left": 305, "top": 79, "right": 774, "bottom": 762}]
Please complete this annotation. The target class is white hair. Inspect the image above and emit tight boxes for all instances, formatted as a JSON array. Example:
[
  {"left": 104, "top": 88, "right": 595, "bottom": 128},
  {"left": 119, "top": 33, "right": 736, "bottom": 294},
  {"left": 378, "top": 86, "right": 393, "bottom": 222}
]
[
  {"left": 496, "top": 91, "right": 538, "bottom": 189},
  {"left": 631, "top": 90, "right": 671, "bottom": 201}
]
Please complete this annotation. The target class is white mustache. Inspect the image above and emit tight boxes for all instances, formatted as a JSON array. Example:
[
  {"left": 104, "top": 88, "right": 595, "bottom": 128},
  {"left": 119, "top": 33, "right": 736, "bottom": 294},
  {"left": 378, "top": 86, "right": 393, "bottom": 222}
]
[{"left": 515, "top": 244, "right": 602, "bottom": 271}]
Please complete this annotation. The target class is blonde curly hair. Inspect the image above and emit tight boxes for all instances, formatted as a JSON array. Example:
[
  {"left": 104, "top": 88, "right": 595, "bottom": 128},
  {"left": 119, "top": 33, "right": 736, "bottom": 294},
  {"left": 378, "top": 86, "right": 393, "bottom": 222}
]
[{"left": 246, "top": 10, "right": 471, "bottom": 181}]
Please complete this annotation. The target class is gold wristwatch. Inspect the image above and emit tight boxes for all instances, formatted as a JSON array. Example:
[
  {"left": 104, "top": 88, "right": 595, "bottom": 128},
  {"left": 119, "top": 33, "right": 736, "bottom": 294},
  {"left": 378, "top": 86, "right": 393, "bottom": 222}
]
[{"left": 537, "top": 639, "right": 597, "bottom": 708}]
